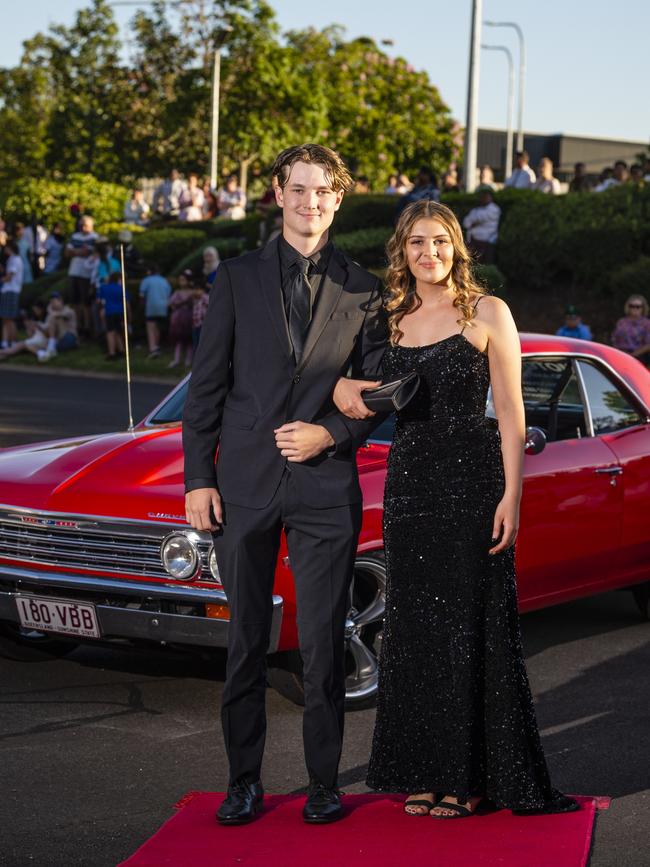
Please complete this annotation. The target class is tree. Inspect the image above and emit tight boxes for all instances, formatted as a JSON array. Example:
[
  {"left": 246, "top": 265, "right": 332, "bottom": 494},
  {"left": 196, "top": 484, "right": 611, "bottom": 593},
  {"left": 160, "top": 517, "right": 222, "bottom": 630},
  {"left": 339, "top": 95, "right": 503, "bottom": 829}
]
[
  {"left": 285, "top": 29, "right": 459, "bottom": 187},
  {"left": 0, "top": 0, "right": 459, "bottom": 190}
]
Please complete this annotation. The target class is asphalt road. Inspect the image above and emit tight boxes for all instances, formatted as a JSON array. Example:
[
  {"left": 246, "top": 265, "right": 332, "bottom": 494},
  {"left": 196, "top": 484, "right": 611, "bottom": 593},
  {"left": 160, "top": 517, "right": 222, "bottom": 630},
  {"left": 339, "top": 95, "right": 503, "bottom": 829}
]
[{"left": 0, "top": 369, "right": 648, "bottom": 867}]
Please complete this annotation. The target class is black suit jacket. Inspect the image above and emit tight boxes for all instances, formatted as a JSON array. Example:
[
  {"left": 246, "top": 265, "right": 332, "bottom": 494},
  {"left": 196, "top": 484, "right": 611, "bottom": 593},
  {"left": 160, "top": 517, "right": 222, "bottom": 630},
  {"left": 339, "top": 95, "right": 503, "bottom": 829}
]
[{"left": 182, "top": 236, "right": 388, "bottom": 509}]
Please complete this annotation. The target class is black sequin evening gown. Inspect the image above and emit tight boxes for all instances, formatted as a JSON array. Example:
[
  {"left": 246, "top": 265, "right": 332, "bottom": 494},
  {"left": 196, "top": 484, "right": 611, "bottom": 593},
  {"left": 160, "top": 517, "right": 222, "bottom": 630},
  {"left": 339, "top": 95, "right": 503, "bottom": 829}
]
[{"left": 366, "top": 330, "right": 567, "bottom": 810}]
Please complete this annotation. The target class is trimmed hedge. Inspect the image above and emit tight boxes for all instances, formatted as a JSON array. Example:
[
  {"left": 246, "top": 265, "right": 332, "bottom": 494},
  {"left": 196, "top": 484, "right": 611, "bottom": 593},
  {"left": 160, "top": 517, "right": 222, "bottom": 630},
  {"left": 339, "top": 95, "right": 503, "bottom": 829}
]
[
  {"left": 148, "top": 214, "right": 262, "bottom": 250},
  {"left": 494, "top": 184, "right": 650, "bottom": 290},
  {"left": 473, "top": 264, "right": 506, "bottom": 293},
  {"left": 0, "top": 174, "right": 129, "bottom": 233},
  {"left": 334, "top": 227, "right": 392, "bottom": 268},
  {"left": 608, "top": 256, "right": 650, "bottom": 301},
  {"left": 131, "top": 228, "right": 207, "bottom": 274},
  {"left": 335, "top": 194, "right": 400, "bottom": 234}
]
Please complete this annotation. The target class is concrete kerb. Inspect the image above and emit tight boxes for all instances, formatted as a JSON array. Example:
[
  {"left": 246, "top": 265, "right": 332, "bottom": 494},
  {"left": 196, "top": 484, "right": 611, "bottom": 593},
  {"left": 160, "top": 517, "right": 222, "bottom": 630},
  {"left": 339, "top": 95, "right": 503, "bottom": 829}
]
[{"left": 0, "top": 363, "right": 180, "bottom": 386}]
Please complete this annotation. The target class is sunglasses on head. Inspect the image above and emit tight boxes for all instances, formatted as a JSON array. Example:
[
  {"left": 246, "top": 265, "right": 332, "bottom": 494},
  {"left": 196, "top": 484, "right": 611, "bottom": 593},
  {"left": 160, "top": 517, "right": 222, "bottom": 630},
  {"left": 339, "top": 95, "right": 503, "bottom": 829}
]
[{"left": 628, "top": 303, "right": 643, "bottom": 308}]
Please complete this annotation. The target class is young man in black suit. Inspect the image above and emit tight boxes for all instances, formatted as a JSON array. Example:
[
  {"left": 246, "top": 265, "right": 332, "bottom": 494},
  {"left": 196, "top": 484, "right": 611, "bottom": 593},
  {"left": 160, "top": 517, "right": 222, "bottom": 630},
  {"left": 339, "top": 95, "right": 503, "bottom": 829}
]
[{"left": 183, "top": 144, "right": 386, "bottom": 825}]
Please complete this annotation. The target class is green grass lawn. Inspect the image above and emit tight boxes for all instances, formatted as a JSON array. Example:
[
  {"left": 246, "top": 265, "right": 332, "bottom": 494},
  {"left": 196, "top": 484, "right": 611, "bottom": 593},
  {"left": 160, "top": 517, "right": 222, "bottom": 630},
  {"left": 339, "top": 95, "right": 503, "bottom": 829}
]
[{"left": 1, "top": 335, "right": 187, "bottom": 381}]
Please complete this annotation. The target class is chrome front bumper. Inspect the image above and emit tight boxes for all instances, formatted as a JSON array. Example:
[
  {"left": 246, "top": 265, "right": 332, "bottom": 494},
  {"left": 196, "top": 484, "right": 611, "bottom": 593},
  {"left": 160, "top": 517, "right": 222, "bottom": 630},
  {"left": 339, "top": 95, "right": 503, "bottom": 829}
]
[{"left": 0, "top": 564, "right": 283, "bottom": 652}]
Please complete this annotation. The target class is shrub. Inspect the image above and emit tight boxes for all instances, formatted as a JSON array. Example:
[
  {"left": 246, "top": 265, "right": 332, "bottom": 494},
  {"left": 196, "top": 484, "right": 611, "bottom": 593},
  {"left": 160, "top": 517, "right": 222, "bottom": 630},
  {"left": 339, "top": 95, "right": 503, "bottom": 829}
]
[
  {"left": 0, "top": 174, "right": 129, "bottom": 233},
  {"left": 148, "top": 214, "right": 262, "bottom": 250},
  {"left": 131, "top": 229, "right": 207, "bottom": 274},
  {"left": 334, "top": 227, "right": 393, "bottom": 268},
  {"left": 442, "top": 187, "right": 537, "bottom": 225},
  {"left": 96, "top": 222, "right": 147, "bottom": 240},
  {"left": 473, "top": 263, "right": 506, "bottom": 293},
  {"left": 494, "top": 184, "right": 650, "bottom": 290},
  {"left": 170, "top": 238, "right": 247, "bottom": 277},
  {"left": 608, "top": 256, "right": 650, "bottom": 304},
  {"left": 335, "top": 195, "right": 400, "bottom": 234}
]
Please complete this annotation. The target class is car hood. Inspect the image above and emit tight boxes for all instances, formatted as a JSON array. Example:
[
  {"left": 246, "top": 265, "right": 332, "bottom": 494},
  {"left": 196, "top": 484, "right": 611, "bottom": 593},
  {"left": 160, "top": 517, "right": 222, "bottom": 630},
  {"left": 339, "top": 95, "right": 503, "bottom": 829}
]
[
  {"left": 0, "top": 427, "right": 388, "bottom": 521},
  {"left": 0, "top": 428, "right": 187, "bottom": 521}
]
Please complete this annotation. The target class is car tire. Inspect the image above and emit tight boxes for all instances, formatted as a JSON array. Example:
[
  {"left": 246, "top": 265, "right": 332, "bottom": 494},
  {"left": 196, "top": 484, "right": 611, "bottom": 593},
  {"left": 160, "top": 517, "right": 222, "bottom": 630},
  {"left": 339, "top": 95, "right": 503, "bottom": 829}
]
[
  {"left": 0, "top": 621, "right": 79, "bottom": 662},
  {"left": 267, "top": 551, "right": 386, "bottom": 711},
  {"left": 631, "top": 582, "right": 650, "bottom": 620}
]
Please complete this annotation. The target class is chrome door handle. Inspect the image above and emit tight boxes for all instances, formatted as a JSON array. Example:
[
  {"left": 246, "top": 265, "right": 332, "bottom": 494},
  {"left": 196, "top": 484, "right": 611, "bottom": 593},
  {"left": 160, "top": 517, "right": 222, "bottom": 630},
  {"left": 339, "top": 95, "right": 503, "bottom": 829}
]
[{"left": 595, "top": 467, "right": 623, "bottom": 475}]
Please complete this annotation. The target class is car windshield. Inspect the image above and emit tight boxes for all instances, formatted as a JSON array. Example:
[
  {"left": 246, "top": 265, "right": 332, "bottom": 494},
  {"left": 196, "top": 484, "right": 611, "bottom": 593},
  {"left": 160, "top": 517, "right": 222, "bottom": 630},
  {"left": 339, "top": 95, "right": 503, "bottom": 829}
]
[
  {"left": 148, "top": 379, "right": 189, "bottom": 424},
  {"left": 148, "top": 380, "right": 397, "bottom": 442}
]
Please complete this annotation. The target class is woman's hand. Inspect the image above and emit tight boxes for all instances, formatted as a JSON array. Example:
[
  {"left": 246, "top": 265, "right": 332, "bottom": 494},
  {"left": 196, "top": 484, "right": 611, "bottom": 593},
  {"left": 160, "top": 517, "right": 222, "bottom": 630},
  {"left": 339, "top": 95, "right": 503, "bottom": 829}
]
[
  {"left": 489, "top": 493, "right": 520, "bottom": 555},
  {"left": 333, "top": 377, "right": 381, "bottom": 419}
]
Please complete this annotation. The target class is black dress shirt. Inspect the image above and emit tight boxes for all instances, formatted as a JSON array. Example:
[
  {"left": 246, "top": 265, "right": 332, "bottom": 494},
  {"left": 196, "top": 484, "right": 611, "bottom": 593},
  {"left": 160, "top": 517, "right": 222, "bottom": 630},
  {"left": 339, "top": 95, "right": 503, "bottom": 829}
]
[{"left": 278, "top": 235, "right": 333, "bottom": 323}]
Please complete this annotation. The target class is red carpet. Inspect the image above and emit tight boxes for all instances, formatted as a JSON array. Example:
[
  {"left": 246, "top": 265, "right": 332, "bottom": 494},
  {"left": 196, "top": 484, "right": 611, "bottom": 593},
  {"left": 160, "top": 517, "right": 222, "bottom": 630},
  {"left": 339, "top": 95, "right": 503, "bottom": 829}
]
[{"left": 120, "top": 792, "right": 609, "bottom": 867}]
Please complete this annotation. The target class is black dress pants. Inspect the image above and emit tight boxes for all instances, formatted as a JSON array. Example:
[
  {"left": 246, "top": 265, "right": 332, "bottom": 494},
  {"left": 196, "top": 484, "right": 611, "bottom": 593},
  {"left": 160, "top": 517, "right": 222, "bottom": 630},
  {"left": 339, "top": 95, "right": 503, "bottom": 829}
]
[{"left": 213, "top": 468, "right": 362, "bottom": 788}]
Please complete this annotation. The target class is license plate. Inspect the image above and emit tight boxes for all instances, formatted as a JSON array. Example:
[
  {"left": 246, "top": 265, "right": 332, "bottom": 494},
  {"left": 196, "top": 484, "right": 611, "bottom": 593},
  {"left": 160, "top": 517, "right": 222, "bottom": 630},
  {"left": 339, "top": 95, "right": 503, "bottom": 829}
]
[{"left": 15, "top": 595, "right": 100, "bottom": 639}]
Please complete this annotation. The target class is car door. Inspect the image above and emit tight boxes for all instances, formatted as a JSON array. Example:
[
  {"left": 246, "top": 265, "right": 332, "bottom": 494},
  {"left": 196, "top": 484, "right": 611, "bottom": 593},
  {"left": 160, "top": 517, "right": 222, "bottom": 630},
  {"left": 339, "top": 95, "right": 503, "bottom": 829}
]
[
  {"left": 576, "top": 358, "right": 650, "bottom": 585},
  {"left": 515, "top": 355, "right": 623, "bottom": 607}
]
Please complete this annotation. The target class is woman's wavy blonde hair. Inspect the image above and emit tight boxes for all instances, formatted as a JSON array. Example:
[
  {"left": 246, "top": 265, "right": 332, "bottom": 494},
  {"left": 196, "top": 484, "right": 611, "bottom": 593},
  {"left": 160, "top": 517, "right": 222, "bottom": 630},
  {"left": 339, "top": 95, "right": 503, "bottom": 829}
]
[{"left": 385, "top": 200, "right": 486, "bottom": 345}]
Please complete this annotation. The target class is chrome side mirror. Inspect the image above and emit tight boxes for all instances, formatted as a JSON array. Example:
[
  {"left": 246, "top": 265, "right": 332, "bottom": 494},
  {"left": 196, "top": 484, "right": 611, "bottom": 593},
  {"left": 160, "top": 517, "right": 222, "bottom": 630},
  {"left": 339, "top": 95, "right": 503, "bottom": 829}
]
[{"left": 525, "top": 426, "right": 547, "bottom": 456}]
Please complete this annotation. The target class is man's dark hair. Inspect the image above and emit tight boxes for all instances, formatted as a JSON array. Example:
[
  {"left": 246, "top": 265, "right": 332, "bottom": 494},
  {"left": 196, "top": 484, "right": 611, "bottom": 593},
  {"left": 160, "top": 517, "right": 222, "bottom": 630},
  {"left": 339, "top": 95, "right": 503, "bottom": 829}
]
[
  {"left": 5, "top": 239, "right": 19, "bottom": 255},
  {"left": 108, "top": 271, "right": 122, "bottom": 283},
  {"left": 272, "top": 144, "right": 354, "bottom": 192},
  {"left": 516, "top": 150, "right": 529, "bottom": 161},
  {"left": 614, "top": 160, "right": 628, "bottom": 169}
]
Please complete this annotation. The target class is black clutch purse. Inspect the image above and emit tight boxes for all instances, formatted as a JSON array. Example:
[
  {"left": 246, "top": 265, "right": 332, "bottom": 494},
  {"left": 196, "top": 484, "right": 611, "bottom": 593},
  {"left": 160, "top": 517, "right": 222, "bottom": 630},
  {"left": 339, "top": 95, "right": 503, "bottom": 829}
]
[{"left": 361, "top": 372, "right": 420, "bottom": 412}]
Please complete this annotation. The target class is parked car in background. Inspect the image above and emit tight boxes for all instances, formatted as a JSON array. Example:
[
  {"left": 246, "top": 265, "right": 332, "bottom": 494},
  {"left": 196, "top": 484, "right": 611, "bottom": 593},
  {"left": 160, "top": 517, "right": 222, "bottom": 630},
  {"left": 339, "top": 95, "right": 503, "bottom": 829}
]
[{"left": 1, "top": 334, "right": 649, "bottom": 708}]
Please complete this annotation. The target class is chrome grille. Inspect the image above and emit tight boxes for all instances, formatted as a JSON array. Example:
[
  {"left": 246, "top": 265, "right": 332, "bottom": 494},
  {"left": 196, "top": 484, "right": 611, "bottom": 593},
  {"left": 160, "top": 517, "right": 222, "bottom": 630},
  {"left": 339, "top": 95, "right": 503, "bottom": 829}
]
[{"left": 0, "top": 507, "right": 215, "bottom": 582}]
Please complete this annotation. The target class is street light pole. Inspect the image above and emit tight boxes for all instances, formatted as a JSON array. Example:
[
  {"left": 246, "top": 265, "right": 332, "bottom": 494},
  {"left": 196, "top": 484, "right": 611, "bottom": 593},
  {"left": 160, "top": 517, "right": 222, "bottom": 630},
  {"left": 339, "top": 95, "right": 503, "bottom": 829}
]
[
  {"left": 481, "top": 44, "right": 514, "bottom": 178},
  {"left": 484, "top": 20, "right": 525, "bottom": 152},
  {"left": 464, "top": 0, "right": 483, "bottom": 193},
  {"left": 209, "top": 25, "right": 233, "bottom": 192},
  {"left": 210, "top": 48, "right": 222, "bottom": 191}
]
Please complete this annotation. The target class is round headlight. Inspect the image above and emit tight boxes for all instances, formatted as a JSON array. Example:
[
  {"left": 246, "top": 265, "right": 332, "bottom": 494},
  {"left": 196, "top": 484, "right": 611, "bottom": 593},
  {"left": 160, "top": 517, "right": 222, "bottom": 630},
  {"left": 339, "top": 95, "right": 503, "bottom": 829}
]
[
  {"left": 161, "top": 534, "right": 198, "bottom": 580},
  {"left": 208, "top": 546, "right": 221, "bottom": 581}
]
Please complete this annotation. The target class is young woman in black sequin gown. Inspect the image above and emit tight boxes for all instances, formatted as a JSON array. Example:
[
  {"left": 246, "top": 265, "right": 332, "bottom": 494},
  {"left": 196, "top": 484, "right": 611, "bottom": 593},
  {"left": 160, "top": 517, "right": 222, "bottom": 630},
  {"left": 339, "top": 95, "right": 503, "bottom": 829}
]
[{"left": 334, "top": 201, "right": 578, "bottom": 819}]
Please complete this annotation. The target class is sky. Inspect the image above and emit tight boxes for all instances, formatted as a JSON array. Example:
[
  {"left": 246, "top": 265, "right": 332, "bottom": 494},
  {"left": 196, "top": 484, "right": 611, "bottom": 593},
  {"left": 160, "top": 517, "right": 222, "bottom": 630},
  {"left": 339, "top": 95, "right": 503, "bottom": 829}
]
[{"left": 4, "top": 0, "right": 649, "bottom": 144}]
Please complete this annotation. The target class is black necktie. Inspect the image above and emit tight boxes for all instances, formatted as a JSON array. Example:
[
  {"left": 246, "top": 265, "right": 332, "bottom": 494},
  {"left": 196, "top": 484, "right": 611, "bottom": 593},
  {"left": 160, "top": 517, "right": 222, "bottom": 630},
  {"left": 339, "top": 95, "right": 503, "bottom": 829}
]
[{"left": 289, "top": 257, "right": 312, "bottom": 361}]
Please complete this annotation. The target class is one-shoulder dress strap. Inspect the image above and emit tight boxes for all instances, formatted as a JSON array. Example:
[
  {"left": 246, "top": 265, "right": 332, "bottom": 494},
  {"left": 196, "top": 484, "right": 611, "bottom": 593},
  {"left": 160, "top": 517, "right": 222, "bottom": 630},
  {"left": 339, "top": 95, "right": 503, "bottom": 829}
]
[{"left": 460, "top": 294, "right": 484, "bottom": 334}]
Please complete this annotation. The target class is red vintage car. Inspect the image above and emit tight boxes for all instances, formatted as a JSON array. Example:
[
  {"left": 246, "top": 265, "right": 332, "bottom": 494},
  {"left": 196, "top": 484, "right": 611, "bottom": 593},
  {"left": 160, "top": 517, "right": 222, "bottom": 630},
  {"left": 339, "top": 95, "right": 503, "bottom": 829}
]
[{"left": 1, "top": 334, "right": 649, "bottom": 708}]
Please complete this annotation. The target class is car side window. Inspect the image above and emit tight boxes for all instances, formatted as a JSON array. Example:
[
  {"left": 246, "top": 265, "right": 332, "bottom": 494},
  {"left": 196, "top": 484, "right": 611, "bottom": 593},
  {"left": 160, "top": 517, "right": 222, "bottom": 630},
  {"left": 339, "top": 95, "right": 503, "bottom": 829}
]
[
  {"left": 522, "top": 357, "right": 587, "bottom": 441},
  {"left": 577, "top": 360, "right": 644, "bottom": 434}
]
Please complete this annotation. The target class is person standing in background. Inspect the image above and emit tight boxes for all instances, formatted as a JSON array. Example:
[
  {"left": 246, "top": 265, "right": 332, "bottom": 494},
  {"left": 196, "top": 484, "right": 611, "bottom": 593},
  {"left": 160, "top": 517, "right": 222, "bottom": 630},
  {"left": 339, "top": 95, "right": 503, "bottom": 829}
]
[
  {"left": 202, "top": 246, "right": 220, "bottom": 293},
  {"left": 167, "top": 269, "right": 195, "bottom": 368},
  {"left": 612, "top": 295, "right": 650, "bottom": 366},
  {"left": 556, "top": 305, "right": 592, "bottom": 340},
  {"left": 65, "top": 215, "right": 98, "bottom": 336},
  {"left": 124, "top": 188, "right": 151, "bottom": 226},
  {"left": 217, "top": 175, "right": 247, "bottom": 220},
  {"left": 534, "top": 158, "right": 561, "bottom": 194},
  {"left": 139, "top": 263, "right": 172, "bottom": 359},
  {"left": 43, "top": 224, "right": 65, "bottom": 274},
  {"left": 568, "top": 162, "right": 591, "bottom": 193},
  {"left": 505, "top": 151, "right": 536, "bottom": 189},
  {"left": 179, "top": 173, "right": 206, "bottom": 222},
  {"left": 462, "top": 186, "right": 501, "bottom": 264},
  {"left": 0, "top": 240, "right": 23, "bottom": 349}
]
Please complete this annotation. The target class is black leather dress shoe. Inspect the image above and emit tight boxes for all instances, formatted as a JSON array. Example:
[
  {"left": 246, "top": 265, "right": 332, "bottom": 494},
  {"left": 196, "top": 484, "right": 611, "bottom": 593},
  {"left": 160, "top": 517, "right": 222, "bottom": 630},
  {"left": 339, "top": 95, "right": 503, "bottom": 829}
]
[
  {"left": 302, "top": 781, "right": 343, "bottom": 824},
  {"left": 216, "top": 779, "right": 264, "bottom": 825}
]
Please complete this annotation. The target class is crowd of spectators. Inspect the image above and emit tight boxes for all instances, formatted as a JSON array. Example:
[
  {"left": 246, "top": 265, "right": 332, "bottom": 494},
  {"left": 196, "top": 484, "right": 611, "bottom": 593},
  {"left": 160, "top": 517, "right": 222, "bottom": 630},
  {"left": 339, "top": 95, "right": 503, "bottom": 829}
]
[
  {"left": 1, "top": 155, "right": 648, "bottom": 371},
  {"left": 0, "top": 185, "right": 223, "bottom": 368},
  {"left": 148, "top": 169, "right": 246, "bottom": 222}
]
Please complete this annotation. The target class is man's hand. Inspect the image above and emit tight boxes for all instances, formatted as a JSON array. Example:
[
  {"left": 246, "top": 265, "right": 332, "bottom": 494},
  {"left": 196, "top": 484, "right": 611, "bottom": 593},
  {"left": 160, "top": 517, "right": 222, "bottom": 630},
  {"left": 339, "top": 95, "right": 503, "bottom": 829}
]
[
  {"left": 274, "top": 422, "right": 335, "bottom": 462},
  {"left": 185, "top": 487, "right": 223, "bottom": 531},
  {"left": 333, "top": 377, "right": 381, "bottom": 419}
]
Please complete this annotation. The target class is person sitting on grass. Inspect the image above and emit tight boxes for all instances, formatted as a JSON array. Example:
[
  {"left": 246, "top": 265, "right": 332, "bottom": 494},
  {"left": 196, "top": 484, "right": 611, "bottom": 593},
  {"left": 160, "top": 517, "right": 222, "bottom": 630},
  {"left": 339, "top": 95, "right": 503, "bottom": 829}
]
[
  {"left": 36, "top": 292, "right": 79, "bottom": 361},
  {"left": 0, "top": 299, "right": 47, "bottom": 361},
  {"left": 97, "top": 271, "right": 130, "bottom": 361}
]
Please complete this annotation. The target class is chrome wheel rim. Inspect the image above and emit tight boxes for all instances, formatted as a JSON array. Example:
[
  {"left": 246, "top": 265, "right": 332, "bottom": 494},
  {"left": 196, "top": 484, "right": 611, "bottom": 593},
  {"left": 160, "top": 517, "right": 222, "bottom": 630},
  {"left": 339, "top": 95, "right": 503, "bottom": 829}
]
[{"left": 344, "top": 555, "right": 385, "bottom": 702}]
